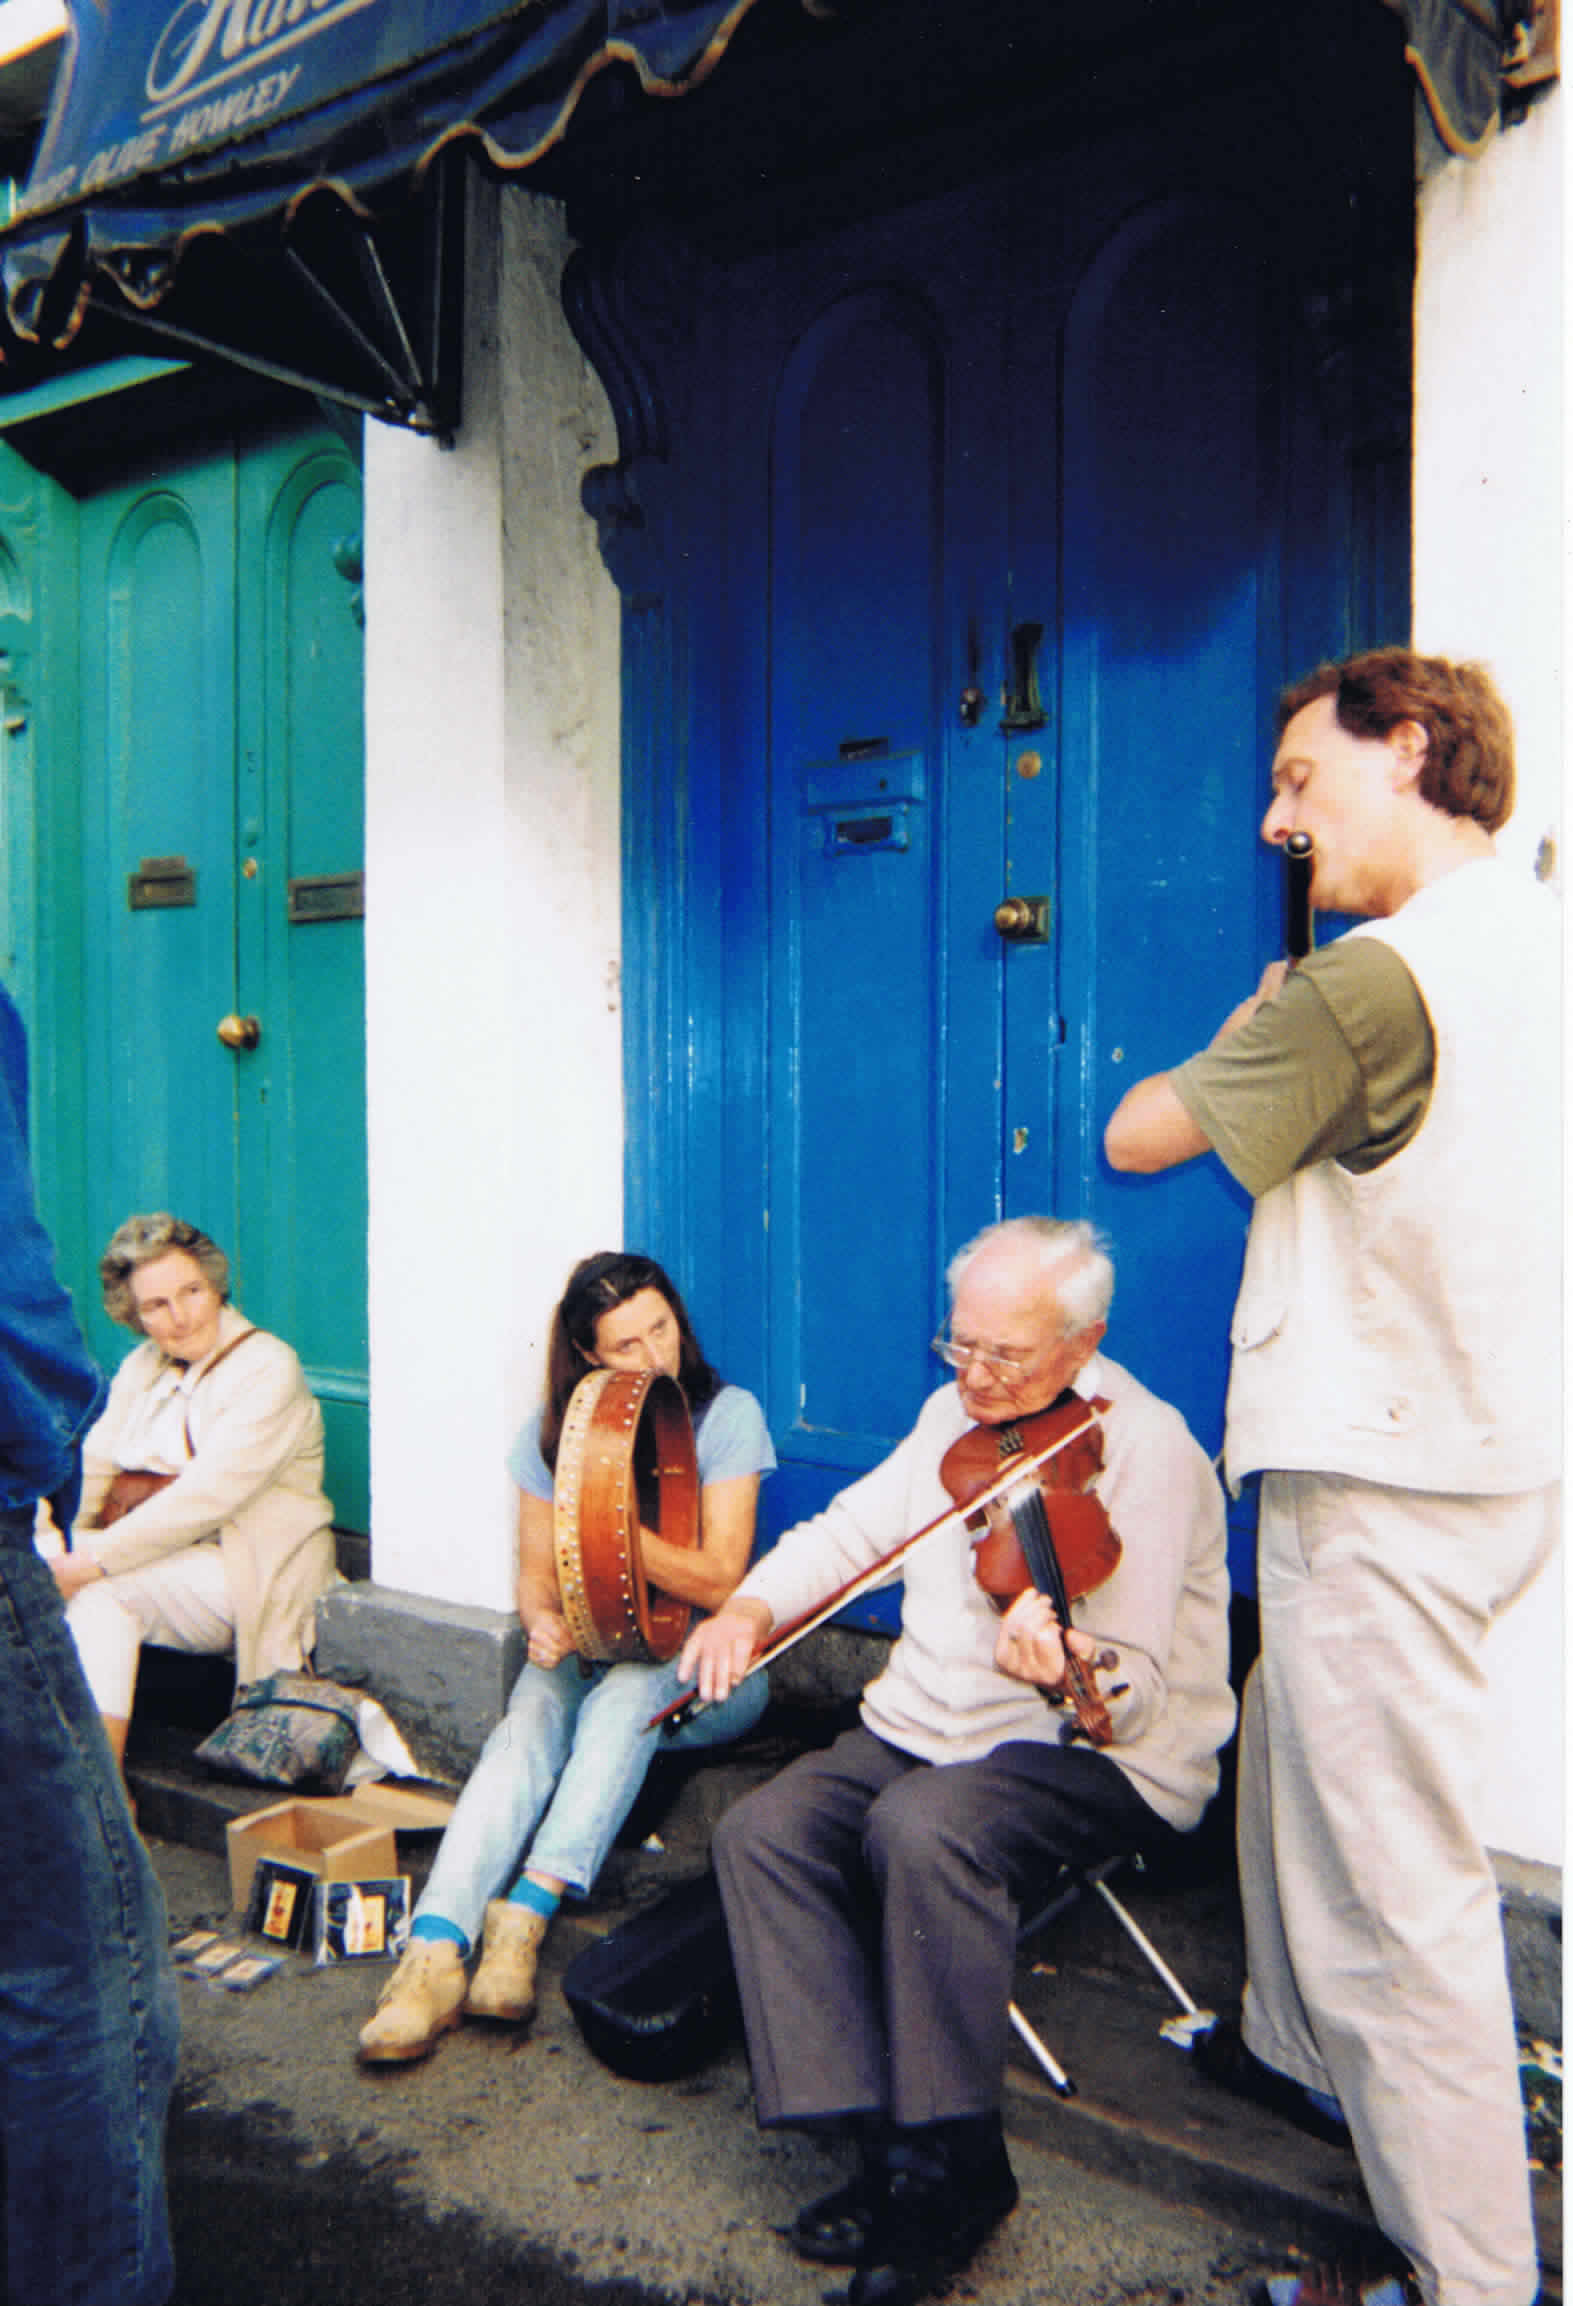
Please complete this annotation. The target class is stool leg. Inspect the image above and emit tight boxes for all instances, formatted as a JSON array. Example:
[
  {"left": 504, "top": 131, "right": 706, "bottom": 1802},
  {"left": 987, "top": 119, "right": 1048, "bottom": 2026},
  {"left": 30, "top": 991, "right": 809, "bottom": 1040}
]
[
  {"left": 1008, "top": 2000, "right": 1075, "bottom": 2097},
  {"left": 1092, "top": 1876, "right": 1200, "bottom": 2016}
]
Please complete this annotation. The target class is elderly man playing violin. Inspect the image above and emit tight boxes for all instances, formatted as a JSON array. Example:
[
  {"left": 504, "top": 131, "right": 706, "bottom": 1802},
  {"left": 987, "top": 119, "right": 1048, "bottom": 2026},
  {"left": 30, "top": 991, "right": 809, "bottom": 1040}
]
[{"left": 679, "top": 1214, "right": 1234, "bottom": 2306}]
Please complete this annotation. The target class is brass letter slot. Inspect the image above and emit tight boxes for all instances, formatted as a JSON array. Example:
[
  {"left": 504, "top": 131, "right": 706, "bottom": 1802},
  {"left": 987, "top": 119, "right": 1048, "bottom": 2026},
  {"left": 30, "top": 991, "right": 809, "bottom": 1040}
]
[
  {"left": 128, "top": 856, "right": 197, "bottom": 910},
  {"left": 288, "top": 871, "right": 365, "bottom": 924},
  {"left": 826, "top": 811, "right": 908, "bottom": 856}
]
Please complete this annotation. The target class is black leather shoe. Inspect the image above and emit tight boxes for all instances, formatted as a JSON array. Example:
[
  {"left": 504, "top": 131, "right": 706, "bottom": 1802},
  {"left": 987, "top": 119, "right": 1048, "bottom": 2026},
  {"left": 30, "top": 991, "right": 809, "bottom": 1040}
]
[
  {"left": 844, "top": 2140, "right": 1019, "bottom": 2306},
  {"left": 1196, "top": 2020, "right": 1351, "bottom": 2150},
  {"left": 787, "top": 2169, "right": 886, "bottom": 2264}
]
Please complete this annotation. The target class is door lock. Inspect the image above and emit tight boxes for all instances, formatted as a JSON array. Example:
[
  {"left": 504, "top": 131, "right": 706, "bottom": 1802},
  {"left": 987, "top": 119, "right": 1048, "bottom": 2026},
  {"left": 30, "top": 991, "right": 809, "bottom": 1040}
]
[
  {"left": 1000, "top": 621, "right": 1046, "bottom": 732},
  {"left": 216, "top": 1013, "right": 261, "bottom": 1051},
  {"left": 993, "top": 896, "right": 1051, "bottom": 944}
]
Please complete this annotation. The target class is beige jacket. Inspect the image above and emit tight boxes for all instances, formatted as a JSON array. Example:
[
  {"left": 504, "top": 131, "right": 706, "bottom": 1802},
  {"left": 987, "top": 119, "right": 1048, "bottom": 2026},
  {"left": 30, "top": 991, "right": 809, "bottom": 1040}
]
[{"left": 73, "top": 1303, "right": 341, "bottom": 1685}]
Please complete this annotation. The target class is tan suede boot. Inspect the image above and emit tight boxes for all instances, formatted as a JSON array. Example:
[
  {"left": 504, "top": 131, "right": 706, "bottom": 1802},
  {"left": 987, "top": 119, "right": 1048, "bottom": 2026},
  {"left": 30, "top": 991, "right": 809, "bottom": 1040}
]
[
  {"left": 356, "top": 1939, "right": 467, "bottom": 2063},
  {"left": 464, "top": 1899, "right": 549, "bottom": 2024}
]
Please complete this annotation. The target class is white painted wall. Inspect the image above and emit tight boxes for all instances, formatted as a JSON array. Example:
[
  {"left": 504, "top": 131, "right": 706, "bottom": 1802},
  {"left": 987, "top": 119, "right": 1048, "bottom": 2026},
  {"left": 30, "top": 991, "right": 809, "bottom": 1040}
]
[
  {"left": 364, "top": 176, "right": 623, "bottom": 1612},
  {"left": 1413, "top": 88, "right": 1565, "bottom": 1871},
  {"left": 1414, "top": 90, "right": 1564, "bottom": 875}
]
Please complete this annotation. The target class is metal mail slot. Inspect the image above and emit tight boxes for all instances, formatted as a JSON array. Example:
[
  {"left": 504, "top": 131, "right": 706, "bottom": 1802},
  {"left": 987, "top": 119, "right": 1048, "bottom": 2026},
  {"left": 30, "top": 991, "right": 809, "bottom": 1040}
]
[
  {"left": 823, "top": 808, "right": 909, "bottom": 856},
  {"left": 288, "top": 872, "right": 365, "bottom": 924},
  {"left": 802, "top": 748, "right": 925, "bottom": 813},
  {"left": 128, "top": 856, "right": 196, "bottom": 910}
]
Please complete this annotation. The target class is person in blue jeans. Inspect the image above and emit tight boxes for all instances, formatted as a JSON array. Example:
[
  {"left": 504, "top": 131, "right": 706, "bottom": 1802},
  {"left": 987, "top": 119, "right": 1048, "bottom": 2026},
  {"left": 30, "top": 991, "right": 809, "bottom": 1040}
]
[
  {"left": 359, "top": 1249, "right": 776, "bottom": 2064},
  {"left": 0, "top": 978, "right": 180, "bottom": 2306}
]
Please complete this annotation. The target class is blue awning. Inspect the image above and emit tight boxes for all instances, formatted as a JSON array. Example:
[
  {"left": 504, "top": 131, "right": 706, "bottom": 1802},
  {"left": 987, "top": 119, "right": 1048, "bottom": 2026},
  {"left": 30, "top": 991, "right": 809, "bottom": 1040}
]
[
  {"left": 1383, "top": 0, "right": 1555, "bottom": 160},
  {"left": 0, "top": 0, "right": 1552, "bottom": 432},
  {"left": 0, "top": 0, "right": 779, "bottom": 429}
]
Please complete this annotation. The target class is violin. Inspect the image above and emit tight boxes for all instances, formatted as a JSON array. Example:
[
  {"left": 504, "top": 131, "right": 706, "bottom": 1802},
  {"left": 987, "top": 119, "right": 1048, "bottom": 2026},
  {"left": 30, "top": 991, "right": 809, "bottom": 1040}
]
[
  {"left": 645, "top": 1396, "right": 1115, "bottom": 1736},
  {"left": 940, "top": 1392, "right": 1122, "bottom": 1746}
]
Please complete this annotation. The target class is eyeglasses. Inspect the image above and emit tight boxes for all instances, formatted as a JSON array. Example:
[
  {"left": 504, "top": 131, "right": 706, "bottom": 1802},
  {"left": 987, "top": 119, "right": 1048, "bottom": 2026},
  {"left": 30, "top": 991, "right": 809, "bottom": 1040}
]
[{"left": 930, "top": 1333, "right": 1031, "bottom": 1376}]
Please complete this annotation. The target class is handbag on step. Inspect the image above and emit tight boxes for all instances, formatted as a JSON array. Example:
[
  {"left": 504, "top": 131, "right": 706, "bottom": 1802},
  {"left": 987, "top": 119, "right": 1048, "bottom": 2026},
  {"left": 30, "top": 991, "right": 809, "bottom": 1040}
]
[
  {"left": 89, "top": 1468, "right": 179, "bottom": 1528},
  {"left": 193, "top": 1670, "right": 365, "bottom": 1793}
]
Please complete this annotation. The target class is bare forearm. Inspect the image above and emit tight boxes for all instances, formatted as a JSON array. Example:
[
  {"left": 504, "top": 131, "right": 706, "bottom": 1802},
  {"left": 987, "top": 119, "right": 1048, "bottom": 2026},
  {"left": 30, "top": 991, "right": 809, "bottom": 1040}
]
[
  {"left": 640, "top": 1529, "right": 739, "bottom": 1613},
  {"left": 1104, "top": 1074, "right": 1212, "bottom": 1172}
]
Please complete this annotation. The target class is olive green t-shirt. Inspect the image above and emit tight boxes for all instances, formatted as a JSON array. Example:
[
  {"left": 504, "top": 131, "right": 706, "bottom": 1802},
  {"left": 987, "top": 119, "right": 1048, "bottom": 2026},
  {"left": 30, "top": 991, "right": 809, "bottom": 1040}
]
[{"left": 1169, "top": 939, "right": 1435, "bottom": 1200}]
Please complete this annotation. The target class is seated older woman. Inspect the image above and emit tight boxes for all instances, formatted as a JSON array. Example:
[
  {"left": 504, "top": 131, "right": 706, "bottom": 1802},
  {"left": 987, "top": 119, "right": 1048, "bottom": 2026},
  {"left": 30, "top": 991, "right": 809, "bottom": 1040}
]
[{"left": 52, "top": 1212, "right": 339, "bottom": 1772}]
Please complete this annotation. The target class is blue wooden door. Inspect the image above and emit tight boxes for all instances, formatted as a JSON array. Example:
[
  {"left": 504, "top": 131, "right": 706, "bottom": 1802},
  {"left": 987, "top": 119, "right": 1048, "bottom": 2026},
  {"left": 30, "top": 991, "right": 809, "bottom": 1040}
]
[
  {"left": 75, "top": 427, "right": 369, "bottom": 1528},
  {"left": 660, "top": 97, "right": 1407, "bottom": 1598},
  {"left": 754, "top": 195, "right": 1014, "bottom": 1527}
]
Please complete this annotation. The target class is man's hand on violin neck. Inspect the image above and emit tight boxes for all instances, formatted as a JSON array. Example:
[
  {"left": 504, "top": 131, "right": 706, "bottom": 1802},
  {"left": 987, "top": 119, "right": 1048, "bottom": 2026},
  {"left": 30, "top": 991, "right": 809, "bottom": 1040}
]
[{"left": 994, "top": 1587, "right": 1093, "bottom": 1692}]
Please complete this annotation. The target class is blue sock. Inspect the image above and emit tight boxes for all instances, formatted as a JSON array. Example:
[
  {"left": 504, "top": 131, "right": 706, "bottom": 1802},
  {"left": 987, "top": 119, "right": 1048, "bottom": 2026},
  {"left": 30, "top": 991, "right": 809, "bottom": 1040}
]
[
  {"left": 410, "top": 1915, "right": 470, "bottom": 1955},
  {"left": 507, "top": 1876, "right": 562, "bottom": 1919}
]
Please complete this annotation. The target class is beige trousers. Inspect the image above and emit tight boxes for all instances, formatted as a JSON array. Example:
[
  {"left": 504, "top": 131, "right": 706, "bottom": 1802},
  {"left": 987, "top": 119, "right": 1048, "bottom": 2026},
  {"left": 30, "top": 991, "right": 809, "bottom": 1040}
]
[
  {"left": 65, "top": 1542, "right": 235, "bottom": 1720},
  {"left": 1239, "top": 1472, "right": 1558, "bottom": 2306}
]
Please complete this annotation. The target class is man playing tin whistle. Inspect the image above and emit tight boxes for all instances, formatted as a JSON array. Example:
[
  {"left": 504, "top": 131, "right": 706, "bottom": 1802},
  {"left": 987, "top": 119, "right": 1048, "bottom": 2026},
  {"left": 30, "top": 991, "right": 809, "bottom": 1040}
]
[{"left": 1104, "top": 648, "right": 1560, "bottom": 2306}]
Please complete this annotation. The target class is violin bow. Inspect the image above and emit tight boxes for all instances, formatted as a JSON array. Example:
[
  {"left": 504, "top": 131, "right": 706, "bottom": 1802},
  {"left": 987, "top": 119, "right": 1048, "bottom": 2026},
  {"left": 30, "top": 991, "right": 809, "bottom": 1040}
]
[{"left": 645, "top": 1402, "right": 1107, "bottom": 1733}]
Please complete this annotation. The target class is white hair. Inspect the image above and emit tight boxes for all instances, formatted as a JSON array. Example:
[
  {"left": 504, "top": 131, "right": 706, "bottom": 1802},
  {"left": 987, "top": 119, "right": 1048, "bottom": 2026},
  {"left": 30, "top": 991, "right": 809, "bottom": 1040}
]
[{"left": 946, "top": 1216, "right": 1114, "bottom": 1336}]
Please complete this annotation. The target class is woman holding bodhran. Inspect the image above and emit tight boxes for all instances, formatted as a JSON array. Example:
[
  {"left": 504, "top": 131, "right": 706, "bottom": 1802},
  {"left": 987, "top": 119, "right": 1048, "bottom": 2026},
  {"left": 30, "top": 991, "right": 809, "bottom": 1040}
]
[{"left": 357, "top": 1249, "right": 775, "bottom": 2065}]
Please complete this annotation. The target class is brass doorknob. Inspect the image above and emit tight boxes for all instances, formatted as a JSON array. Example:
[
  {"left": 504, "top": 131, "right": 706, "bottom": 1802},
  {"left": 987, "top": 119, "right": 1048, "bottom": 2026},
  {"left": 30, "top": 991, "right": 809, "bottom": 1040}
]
[
  {"left": 216, "top": 1013, "right": 261, "bottom": 1051},
  {"left": 993, "top": 896, "right": 1050, "bottom": 943}
]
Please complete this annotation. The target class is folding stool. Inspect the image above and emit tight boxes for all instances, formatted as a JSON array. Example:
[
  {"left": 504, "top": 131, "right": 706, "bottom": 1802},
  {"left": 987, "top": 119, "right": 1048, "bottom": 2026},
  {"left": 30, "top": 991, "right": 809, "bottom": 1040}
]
[{"left": 1007, "top": 1852, "right": 1212, "bottom": 2097}]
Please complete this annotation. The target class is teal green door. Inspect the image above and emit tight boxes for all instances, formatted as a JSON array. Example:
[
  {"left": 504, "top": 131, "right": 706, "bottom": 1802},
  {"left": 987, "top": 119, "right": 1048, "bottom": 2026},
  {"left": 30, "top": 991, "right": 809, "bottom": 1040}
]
[{"left": 75, "top": 426, "right": 369, "bottom": 1530}]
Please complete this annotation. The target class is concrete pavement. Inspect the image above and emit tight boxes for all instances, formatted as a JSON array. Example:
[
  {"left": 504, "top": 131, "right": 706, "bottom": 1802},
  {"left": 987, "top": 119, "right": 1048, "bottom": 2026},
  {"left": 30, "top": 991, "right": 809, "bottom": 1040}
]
[{"left": 129, "top": 1704, "right": 1562, "bottom": 2306}]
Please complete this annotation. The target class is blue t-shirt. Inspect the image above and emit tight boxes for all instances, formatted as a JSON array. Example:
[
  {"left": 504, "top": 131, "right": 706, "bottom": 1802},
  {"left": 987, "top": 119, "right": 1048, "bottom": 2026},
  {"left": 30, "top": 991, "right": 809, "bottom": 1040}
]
[{"left": 506, "top": 1382, "right": 775, "bottom": 1503}]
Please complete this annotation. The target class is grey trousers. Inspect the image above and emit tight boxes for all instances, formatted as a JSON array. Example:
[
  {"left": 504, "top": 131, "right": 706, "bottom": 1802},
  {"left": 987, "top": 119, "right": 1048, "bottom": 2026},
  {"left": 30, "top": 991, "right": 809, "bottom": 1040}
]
[{"left": 712, "top": 1723, "right": 1172, "bottom": 2128}]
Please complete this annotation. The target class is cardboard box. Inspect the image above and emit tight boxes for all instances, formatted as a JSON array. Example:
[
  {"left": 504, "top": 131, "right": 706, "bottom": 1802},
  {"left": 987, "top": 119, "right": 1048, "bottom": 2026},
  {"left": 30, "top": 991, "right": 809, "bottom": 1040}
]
[
  {"left": 333, "top": 1782, "right": 455, "bottom": 1833},
  {"left": 226, "top": 1799, "right": 399, "bottom": 1915}
]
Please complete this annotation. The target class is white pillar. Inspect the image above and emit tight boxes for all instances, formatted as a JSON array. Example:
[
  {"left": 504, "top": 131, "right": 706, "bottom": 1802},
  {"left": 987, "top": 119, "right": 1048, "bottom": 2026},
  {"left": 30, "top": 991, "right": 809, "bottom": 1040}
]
[
  {"left": 363, "top": 174, "right": 623, "bottom": 1612},
  {"left": 1413, "top": 91, "right": 1564, "bottom": 1872},
  {"left": 1413, "top": 92, "right": 1563, "bottom": 875}
]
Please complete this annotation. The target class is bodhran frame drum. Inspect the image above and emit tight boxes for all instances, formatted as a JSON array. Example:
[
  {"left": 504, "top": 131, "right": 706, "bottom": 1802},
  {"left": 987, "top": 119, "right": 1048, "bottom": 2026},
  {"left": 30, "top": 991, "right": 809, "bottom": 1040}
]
[{"left": 552, "top": 1367, "right": 700, "bottom": 1663}]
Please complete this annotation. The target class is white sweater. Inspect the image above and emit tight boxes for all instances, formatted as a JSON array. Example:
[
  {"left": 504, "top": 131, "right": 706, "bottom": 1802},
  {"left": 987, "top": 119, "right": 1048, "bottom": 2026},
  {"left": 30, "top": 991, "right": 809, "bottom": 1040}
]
[{"left": 737, "top": 1354, "right": 1235, "bottom": 1832}]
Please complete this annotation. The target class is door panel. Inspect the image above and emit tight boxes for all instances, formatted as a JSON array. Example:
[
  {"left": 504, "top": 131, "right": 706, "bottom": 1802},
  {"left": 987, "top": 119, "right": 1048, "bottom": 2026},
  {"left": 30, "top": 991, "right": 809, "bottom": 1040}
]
[
  {"left": 80, "top": 471, "right": 240, "bottom": 1282},
  {"left": 242, "top": 441, "right": 369, "bottom": 1525},
  {"left": 723, "top": 195, "right": 1015, "bottom": 1540},
  {"left": 771, "top": 291, "right": 950, "bottom": 1460},
  {"left": 75, "top": 429, "right": 369, "bottom": 1530},
  {"left": 1048, "top": 194, "right": 1281, "bottom": 1454}
]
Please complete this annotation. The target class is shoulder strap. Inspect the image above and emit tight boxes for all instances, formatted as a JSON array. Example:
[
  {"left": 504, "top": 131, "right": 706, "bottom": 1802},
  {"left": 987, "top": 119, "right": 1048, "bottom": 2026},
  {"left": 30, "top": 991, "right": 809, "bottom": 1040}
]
[{"left": 182, "top": 1325, "right": 262, "bottom": 1457}]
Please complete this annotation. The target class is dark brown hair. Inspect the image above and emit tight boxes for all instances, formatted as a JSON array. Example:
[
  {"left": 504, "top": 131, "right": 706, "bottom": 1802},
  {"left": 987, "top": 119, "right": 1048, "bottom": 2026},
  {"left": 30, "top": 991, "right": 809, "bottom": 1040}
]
[
  {"left": 1278, "top": 648, "right": 1515, "bottom": 832},
  {"left": 538, "top": 1251, "right": 722, "bottom": 1468}
]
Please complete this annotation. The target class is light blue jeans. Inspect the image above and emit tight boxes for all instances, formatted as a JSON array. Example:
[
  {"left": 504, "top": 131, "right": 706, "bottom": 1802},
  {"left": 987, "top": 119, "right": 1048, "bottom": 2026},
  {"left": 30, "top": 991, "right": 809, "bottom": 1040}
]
[{"left": 416, "top": 1651, "right": 770, "bottom": 1947}]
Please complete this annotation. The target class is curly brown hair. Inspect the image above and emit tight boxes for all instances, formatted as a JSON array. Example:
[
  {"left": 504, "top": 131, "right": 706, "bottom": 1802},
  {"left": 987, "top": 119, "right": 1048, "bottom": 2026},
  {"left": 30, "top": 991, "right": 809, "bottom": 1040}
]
[
  {"left": 1278, "top": 648, "right": 1515, "bottom": 833},
  {"left": 99, "top": 1214, "right": 230, "bottom": 1332}
]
